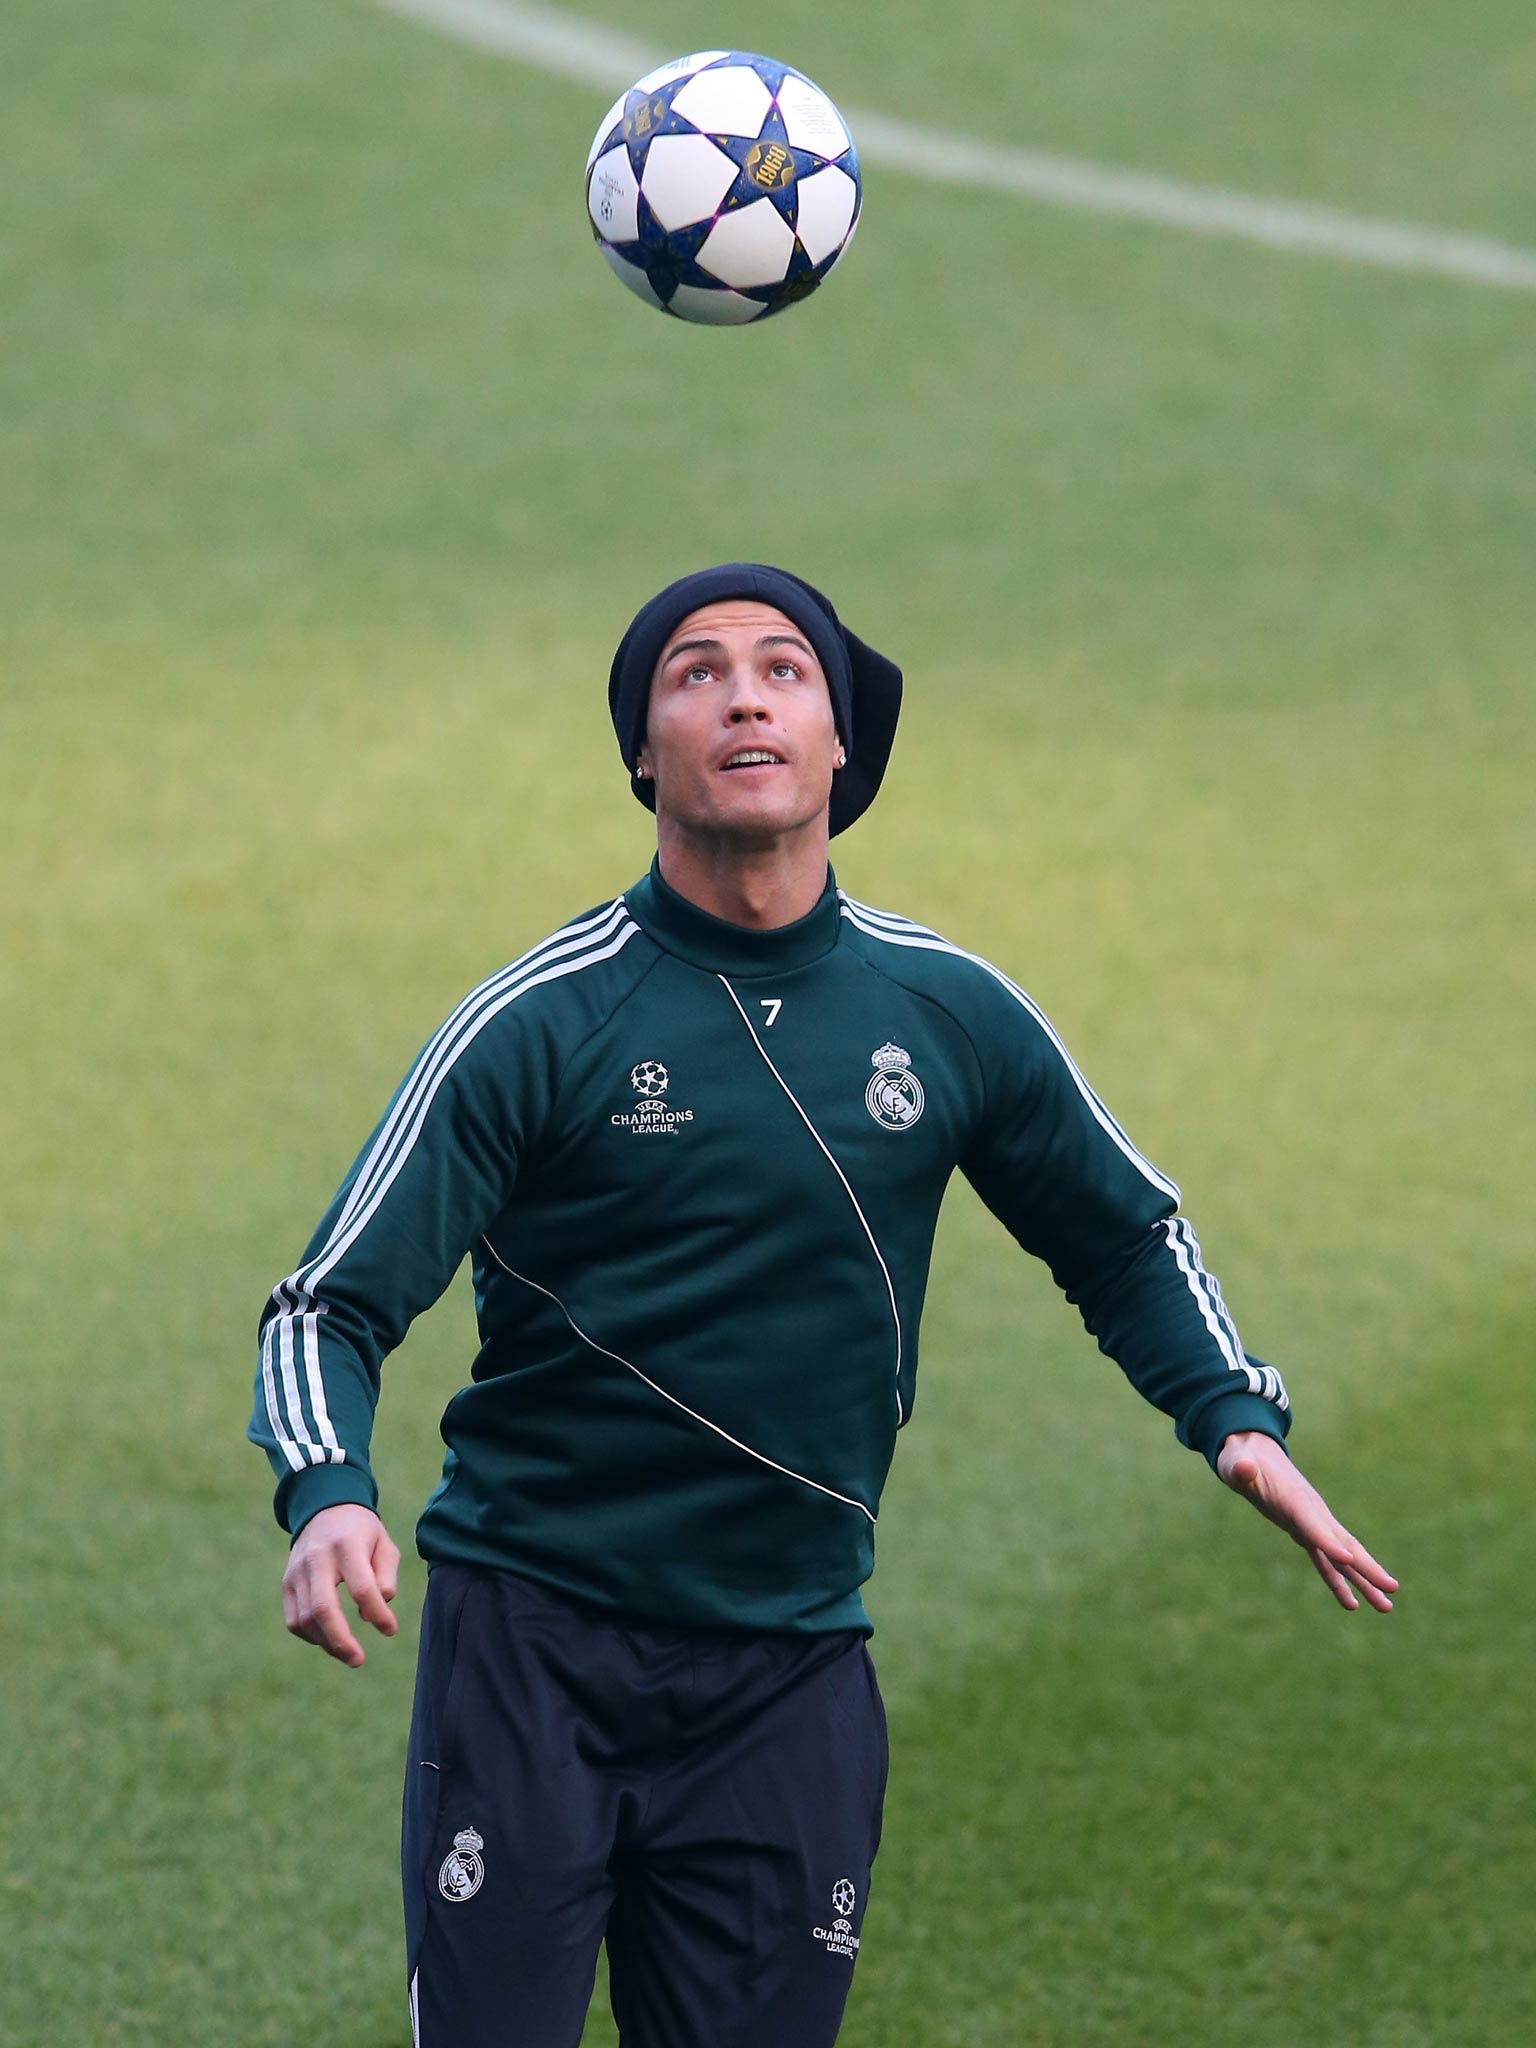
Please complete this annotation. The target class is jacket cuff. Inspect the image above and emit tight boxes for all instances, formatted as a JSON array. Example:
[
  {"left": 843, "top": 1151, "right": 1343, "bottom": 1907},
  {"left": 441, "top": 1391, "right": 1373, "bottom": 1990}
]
[
  {"left": 277, "top": 1462, "right": 378, "bottom": 1540},
  {"left": 1180, "top": 1390, "right": 1292, "bottom": 1472}
]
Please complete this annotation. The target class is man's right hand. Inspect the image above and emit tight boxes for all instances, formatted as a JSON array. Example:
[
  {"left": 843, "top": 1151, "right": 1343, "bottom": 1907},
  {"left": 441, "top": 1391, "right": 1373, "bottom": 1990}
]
[{"left": 282, "top": 1503, "right": 401, "bottom": 1667}]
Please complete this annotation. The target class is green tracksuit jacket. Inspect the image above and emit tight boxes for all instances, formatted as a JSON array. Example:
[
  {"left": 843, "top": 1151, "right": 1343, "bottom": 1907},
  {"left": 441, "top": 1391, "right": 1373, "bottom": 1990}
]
[{"left": 251, "top": 862, "right": 1290, "bottom": 1634}]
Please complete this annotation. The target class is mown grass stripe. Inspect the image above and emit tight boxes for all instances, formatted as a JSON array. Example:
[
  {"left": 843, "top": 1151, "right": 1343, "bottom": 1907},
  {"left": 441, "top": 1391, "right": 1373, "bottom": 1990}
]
[{"left": 370, "top": 0, "right": 1536, "bottom": 293}]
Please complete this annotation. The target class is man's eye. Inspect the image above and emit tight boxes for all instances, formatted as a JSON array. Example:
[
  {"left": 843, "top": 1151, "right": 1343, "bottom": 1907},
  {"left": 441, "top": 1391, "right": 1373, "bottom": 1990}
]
[
  {"left": 770, "top": 661, "right": 801, "bottom": 679},
  {"left": 683, "top": 665, "right": 712, "bottom": 683}
]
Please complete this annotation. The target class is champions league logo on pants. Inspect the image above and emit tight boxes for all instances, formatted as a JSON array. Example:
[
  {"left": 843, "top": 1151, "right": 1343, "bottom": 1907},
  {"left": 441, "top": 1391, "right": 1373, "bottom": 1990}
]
[{"left": 812, "top": 1877, "right": 862, "bottom": 1960}]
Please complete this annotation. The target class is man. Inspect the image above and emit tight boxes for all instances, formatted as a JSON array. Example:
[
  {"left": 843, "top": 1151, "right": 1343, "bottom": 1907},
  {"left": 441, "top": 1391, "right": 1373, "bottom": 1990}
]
[{"left": 252, "top": 563, "right": 1396, "bottom": 2048}]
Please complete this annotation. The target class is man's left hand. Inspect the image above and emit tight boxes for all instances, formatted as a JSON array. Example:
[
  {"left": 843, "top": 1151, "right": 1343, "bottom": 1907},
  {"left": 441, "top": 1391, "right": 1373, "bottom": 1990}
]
[{"left": 1217, "top": 1431, "right": 1398, "bottom": 1613}]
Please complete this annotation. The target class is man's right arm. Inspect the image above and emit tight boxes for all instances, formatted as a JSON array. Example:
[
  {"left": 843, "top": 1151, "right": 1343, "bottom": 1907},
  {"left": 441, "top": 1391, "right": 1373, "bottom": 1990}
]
[{"left": 248, "top": 979, "right": 553, "bottom": 1571}]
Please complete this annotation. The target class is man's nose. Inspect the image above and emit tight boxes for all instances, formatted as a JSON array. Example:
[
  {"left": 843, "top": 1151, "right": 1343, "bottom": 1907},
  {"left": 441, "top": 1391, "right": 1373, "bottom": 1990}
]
[{"left": 724, "top": 669, "right": 771, "bottom": 720}]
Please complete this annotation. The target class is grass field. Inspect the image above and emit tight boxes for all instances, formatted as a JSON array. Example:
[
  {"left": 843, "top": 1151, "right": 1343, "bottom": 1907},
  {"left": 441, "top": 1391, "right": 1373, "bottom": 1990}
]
[{"left": 3, "top": 2, "right": 1533, "bottom": 2042}]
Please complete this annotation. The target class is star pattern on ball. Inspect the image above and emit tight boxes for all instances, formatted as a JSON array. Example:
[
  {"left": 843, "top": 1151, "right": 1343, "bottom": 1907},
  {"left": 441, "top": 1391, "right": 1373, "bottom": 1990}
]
[{"left": 584, "top": 51, "right": 861, "bottom": 324}]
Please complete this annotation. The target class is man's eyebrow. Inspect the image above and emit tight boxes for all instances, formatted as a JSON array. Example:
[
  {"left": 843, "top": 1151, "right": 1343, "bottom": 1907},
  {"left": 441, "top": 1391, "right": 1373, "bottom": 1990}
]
[
  {"left": 659, "top": 632, "right": 816, "bottom": 665},
  {"left": 660, "top": 636, "right": 725, "bottom": 664}
]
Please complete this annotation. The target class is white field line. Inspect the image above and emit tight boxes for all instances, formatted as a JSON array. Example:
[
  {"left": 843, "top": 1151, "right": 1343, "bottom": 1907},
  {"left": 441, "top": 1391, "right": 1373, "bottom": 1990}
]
[{"left": 370, "top": 0, "right": 1536, "bottom": 293}]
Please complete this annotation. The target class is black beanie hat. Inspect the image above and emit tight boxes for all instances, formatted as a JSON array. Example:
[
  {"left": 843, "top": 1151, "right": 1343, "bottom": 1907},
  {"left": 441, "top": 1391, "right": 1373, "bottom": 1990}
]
[{"left": 607, "top": 563, "right": 902, "bottom": 837}]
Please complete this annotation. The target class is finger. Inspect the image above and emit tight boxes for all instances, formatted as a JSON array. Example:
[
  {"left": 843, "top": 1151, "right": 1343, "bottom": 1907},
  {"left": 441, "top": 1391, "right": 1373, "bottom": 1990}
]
[
  {"left": 1332, "top": 1536, "right": 1398, "bottom": 1595},
  {"left": 1315, "top": 1525, "right": 1399, "bottom": 1599},
  {"left": 1221, "top": 1456, "right": 1263, "bottom": 1493},
  {"left": 1244, "top": 1474, "right": 1365, "bottom": 1565},
  {"left": 284, "top": 1584, "right": 329, "bottom": 1644},
  {"left": 283, "top": 1567, "right": 323, "bottom": 1643},
  {"left": 309, "top": 1594, "right": 366, "bottom": 1665},
  {"left": 1337, "top": 1559, "right": 1395, "bottom": 1613},
  {"left": 373, "top": 1531, "right": 401, "bottom": 1606},
  {"left": 300, "top": 1556, "right": 365, "bottom": 1665},
  {"left": 340, "top": 1544, "right": 398, "bottom": 1638},
  {"left": 1309, "top": 1546, "right": 1360, "bottom": 1611},
  {"left": 1343, "top": 1564, "right": 1392, "bottom": 1613}
]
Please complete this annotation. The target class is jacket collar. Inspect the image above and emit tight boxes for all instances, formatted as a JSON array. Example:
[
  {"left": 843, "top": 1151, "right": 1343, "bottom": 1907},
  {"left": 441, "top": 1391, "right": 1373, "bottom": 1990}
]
[{"left": 625, "top": 857, "right": 841, "bottom": 978}]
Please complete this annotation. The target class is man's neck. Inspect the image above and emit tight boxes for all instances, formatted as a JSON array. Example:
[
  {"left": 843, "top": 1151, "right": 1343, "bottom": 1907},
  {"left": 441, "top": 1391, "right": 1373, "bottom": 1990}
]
[{"left": 654, "top": 820, "right": 830, "bottom": 930}]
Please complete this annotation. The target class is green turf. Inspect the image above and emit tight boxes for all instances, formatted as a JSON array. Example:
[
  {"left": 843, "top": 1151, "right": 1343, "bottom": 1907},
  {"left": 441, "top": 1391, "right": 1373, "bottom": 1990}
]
[{"left": 2, "top": 1, "right": 1532, "bottom": 2042}]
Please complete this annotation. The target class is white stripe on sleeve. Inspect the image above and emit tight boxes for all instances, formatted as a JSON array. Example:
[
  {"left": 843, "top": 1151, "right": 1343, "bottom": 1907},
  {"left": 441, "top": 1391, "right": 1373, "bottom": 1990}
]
[
  {"left": 260, "top": 1315, "right": 307, "bottom": 1472},
  {"left": 300, "top": 918, "right": 640, "bottom": 1298},
  {"left": 259, "top": 907, "right": 641, "bottom": 1471},
  {"left": 1164, "top": 1218, "right": 1291, "bottom": 1415},
  {"left": 1160, "top": 1216, "right": 1246, "bottom": 1376},
  {"left": 299, "top": 898, "right": 628, "bottom": 1282},
  {"left": 276, "top": 1304, "right": 325, "bottom": 1466},
  {"left": 264, "top": 905, "right": 643, "bottom": 1466},
  {"left": 302, "top": 1308, "right": 345, "bottom": 1462},
  {"left": 838, "top": 894, "right": 1181, "bottom": 1202}
]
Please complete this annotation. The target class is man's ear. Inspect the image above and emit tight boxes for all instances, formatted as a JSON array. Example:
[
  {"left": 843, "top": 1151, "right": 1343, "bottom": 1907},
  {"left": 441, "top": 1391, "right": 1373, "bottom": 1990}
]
[{"left": 634, "top": 748, "right": 651, "bottom": 780}]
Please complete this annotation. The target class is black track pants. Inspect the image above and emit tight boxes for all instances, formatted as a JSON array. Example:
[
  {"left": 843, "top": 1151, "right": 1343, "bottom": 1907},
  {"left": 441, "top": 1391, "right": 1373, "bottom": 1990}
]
[{"left": 402, "top": 1565, "right": 888, "bottom": 2047}]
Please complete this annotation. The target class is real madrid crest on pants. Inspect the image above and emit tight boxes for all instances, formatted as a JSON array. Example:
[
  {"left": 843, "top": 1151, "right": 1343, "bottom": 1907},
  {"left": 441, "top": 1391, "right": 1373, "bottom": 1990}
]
[
  {"left": 439, "top": 1826, "right": 485, "bottom": 1902},
  {"left": 866, "top": 1043, "right": 924, "bottom": 1130}
]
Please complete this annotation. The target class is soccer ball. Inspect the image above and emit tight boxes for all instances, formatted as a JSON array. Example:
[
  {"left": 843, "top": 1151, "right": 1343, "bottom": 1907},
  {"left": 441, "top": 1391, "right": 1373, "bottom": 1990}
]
[{"left": 584, "top": 52, "right": 861, "bottom": 325}]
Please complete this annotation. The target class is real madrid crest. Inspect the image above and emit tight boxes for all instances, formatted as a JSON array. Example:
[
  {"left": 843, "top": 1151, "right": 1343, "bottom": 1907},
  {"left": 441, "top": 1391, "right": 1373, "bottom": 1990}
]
[
  {"left": 866, "top": 1043, "right": 924, "bottom": 1130},
  {"left": 438, "top": 1826, "right": 485, "bottom": 1903}
]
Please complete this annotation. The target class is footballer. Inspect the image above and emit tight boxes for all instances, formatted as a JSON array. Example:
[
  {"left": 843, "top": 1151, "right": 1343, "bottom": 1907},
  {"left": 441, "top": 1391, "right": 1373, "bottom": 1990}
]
[{"left": 252, "top": 563, "right": 1397, "bottom": 2048}]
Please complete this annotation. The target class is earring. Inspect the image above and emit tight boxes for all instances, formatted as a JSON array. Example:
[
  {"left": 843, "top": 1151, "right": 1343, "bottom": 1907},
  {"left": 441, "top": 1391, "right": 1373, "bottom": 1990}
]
[{"left": 835, "top": 748, "right": 847, "bottom": 769}]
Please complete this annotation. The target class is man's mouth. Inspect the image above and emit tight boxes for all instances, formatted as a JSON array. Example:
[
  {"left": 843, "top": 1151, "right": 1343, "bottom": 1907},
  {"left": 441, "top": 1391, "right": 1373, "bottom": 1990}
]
[{"left": 720, "top": 749, "right": 785, "bottom": 771}]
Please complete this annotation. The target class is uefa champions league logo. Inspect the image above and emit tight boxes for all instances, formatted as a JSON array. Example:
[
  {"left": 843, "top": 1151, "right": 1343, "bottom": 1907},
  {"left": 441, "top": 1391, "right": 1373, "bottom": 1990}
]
[
  {"left": 812, "top": 1875, "right": 861, "bottom": 1959},
  {"left": 613, "top": 1059, "right": 694, "bottom": 1136}
]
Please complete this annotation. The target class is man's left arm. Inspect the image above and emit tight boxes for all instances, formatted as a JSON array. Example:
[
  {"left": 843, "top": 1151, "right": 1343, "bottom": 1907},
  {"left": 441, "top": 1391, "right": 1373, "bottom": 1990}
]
[{"left": 957, "top": 979, "right": 1397, "bottom": 1613}]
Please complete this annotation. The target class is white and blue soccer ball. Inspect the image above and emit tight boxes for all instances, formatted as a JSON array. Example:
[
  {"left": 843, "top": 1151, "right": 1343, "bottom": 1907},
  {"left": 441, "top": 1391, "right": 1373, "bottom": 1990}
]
[{"left": 584, "top": 52, "right": 862, "bottom": 325}]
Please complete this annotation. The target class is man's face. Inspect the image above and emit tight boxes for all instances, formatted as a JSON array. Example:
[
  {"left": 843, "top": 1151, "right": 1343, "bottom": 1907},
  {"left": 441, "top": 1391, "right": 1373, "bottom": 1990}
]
[{"left": 637, "top": 601, "right": 841, "bottom": 843}]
